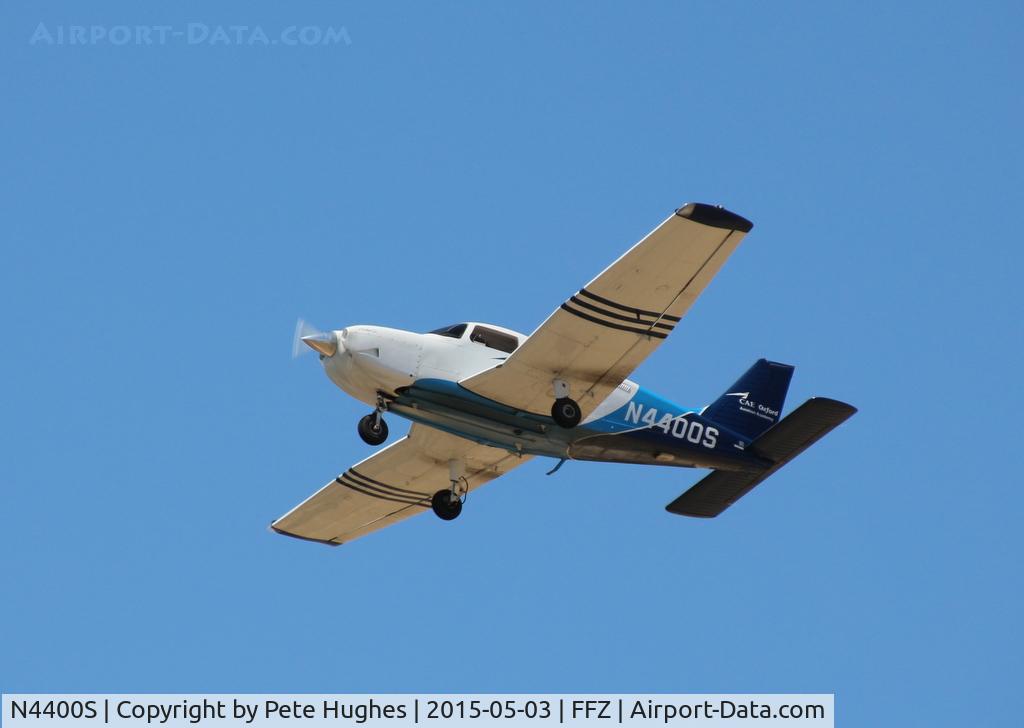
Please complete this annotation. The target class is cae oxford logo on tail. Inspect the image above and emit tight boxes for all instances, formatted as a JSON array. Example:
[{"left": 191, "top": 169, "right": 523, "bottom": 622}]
[{"left": 274, "top": 203, "right": 856, "bottom": 546}]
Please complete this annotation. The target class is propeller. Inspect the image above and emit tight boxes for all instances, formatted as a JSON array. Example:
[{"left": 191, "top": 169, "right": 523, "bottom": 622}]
[{"left": 292, "top": 318, "right": 338, "bottom": 358}]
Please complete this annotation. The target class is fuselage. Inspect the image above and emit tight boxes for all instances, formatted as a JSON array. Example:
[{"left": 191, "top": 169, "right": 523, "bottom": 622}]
[{"left": 317, "top": 322, "right": 769, "bottom": 472}]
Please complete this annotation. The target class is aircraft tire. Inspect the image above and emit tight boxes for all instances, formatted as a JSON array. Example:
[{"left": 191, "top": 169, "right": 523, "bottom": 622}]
[
  {"left": 357, "top": 414, "right": 389, "bottom": 445},
  {"left": 551, "top": 397, "right": 582, "bottom": 428},
  {"left": 431, "top": 489, "right": 462, "bottom": 520}
]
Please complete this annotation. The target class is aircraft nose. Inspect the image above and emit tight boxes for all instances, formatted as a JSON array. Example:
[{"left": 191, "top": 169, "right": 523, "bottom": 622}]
[{"left": 301, "top": 332, "right": 339, "bottom": 357}]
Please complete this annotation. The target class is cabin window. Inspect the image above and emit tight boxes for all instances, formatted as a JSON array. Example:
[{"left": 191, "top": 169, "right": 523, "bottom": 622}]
[
  {"left": 468, "top": 325, "right": 519, "bottom": 354},
  {"left": 429, "top": 323, "right": 467, "bottom": 339}
]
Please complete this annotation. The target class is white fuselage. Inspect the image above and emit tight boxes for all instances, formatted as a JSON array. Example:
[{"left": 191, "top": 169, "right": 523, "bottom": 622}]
[
  {"left": 318, "top": 321, "right": 640, "bottom": 431},
  {"left": 321, "top": 323, "right": 524, "bottom": 407}
]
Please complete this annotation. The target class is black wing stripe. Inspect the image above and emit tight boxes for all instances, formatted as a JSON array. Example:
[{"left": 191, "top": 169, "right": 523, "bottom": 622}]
[
  {"left": 336, "top": 476, "right": 427, "bottom": 506},
  {"left": 560, "top": 302, "right": 669, "bottom": 339},
  {"left": 578, "top": 288, "right": 682, "bottom": 323},
  {"left": 568, "top": 295, "right": 675, "bottom": 331},
  {"left": 347, "top": 469, "right": 431, "bottom": 498},
  {"left": 336, "top": 477, "right": 412, "bottom": 504},
  {"left": 341, "top": 473, "right": 429, "bottom": 503}
]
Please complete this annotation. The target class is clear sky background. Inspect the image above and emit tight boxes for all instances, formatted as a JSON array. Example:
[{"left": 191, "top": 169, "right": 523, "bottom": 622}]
[{"left": 2, "top": 2, "right": 1021, "bottom": 725}]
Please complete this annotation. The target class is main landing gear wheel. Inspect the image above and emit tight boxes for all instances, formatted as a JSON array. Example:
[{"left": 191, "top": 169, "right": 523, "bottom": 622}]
[
  {"left": 357, "top": 413, "right": 388, "bottom": 445},
  {"left": 431, "top": 489, "right": 463, "bottom": 521},
  {"left": 551, "top": 397, "right": 582, "bottom": 428}
]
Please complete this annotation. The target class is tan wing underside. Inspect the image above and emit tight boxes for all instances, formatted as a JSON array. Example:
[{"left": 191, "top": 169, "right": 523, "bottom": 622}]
[
  {"left": 461, "top": 205, "right": 751, "bottom": 418},
  {"left": 271, "top": 425, "right": 530, "bottom": 546}
]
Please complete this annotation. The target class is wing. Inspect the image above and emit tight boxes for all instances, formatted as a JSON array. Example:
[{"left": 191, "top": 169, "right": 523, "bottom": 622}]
[
  {"left": 271, "top": 424, "right": 531, "bottom": 546},
  {"left": 461, "top": 203, "right": 753, "bottom": 418}
]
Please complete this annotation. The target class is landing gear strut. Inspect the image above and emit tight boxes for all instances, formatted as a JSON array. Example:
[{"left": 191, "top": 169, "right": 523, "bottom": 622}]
[
  {"left": 432, "top": 459, "right": 467, "bottom": 521},
  {"left": 357, "top": 394, "right": 390, "bottom": 446},
  {"left": 550, "top": 378, "right": 581, "bottom": 428}
]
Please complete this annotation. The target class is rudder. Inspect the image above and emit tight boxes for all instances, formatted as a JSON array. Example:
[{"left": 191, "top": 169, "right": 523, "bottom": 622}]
[{"left": 702, "top": 359, "right": 794, "bottom": 440}]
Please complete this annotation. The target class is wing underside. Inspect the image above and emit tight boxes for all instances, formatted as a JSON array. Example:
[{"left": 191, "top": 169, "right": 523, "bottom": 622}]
[
  {"left": 460, "top": 203, "right": 753, "bottom": 418},
  {"left": 271, "top": 424, "right": 530, "bottom": 546}
]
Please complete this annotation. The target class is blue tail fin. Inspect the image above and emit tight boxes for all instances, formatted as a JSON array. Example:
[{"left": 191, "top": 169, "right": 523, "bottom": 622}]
[{"left": 702, "top": 359, "right": 794, "bottom": 440}]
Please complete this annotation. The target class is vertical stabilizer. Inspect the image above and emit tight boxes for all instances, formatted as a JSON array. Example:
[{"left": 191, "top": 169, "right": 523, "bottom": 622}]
[{"left": 702, "top": 359, "right": 794, "bottom": 439}]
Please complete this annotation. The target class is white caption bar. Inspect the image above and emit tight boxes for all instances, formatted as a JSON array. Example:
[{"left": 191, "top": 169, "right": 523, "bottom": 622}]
[{"left": 2, "top": 695, "right": 833, "bottom": 728}]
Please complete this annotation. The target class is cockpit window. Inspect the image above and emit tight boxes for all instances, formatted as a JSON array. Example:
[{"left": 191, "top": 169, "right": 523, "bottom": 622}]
[
  {"left": 468, "top": 325, "right": 519, "bottom": 354},
  {"left": 429, "top": 323, "right": 468, "bottom": 339}
]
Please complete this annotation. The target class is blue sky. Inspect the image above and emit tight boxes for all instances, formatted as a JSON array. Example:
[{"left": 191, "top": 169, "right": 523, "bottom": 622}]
[{"left": 1, "top": 2, "right": 1021, "bottom": 725}]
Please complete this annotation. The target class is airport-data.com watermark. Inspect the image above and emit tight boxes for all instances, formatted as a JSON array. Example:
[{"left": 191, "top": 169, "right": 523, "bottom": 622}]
[{"left": 29, "top": 22, "right": 351, "bottom": 47}]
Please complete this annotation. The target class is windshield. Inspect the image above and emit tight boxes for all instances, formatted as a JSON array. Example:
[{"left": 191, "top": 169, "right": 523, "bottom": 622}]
[{"left": 428, "top": 323, "right": 468, "bottom": 339}]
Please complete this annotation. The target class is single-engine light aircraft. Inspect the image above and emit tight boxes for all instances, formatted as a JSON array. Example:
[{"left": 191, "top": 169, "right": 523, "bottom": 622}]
[{"left": 273, "top": 203, "right": 856, "bottom": 546}]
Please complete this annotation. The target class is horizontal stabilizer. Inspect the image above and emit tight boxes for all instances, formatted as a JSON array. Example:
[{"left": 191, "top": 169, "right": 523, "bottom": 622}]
[{"left": 665, "top": 397, "right": 857, "bottom": 518}]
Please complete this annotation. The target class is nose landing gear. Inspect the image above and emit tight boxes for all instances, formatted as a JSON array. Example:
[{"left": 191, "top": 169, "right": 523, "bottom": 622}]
[
  {"left": 357, "top": 414, "right": 388, "bottom": 445},
  {"left": 357, "top": 394, "right": 390, "bottom": 446}
]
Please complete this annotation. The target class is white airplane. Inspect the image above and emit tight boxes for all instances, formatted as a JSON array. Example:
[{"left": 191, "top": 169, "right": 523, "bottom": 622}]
[{"left": 273, "top": 203, "right": 856, "bottom": 547}]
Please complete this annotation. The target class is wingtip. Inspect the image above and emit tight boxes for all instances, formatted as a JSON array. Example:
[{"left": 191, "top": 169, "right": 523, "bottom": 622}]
[{"left": 675, "top": 202, "right": 753, "bottom": 233}]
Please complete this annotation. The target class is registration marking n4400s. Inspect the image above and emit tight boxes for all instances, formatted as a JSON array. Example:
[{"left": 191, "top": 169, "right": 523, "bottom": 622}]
[{"left": 624, "top": 402, "right": 719, "bottom": 448}]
